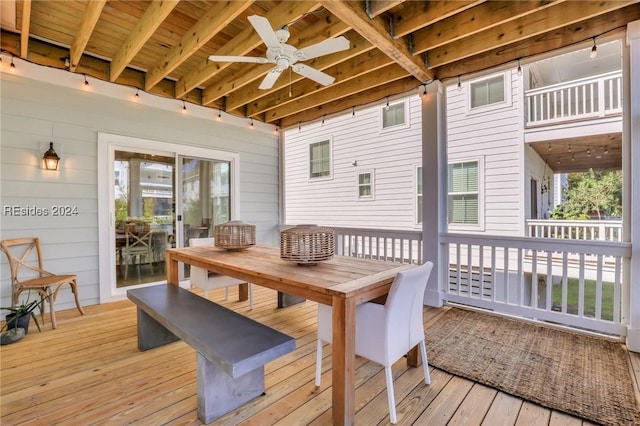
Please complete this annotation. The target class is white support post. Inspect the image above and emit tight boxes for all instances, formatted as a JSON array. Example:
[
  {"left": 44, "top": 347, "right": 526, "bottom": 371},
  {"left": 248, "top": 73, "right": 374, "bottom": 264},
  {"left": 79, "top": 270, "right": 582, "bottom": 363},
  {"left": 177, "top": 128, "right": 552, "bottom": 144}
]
[
  {"left": 624, "top": 20, "right": 640, "bottom": 352},
  {"left": 421, "top": 81, "right": 445, "bottom": 307}
]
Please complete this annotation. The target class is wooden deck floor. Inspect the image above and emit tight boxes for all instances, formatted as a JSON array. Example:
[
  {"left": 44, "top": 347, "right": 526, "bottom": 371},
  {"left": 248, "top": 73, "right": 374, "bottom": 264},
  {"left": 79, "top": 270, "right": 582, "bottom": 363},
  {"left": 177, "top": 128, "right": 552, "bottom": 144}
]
[{"left": 2, "top": 285, "right": 639, "bottom": 425}]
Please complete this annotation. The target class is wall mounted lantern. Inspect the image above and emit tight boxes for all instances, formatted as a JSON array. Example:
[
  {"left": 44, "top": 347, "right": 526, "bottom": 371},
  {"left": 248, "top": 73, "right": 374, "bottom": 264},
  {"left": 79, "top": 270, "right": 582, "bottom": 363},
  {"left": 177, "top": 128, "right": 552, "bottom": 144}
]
[{"left": 42, "top": 142, "right": 60, "bottom": 170}]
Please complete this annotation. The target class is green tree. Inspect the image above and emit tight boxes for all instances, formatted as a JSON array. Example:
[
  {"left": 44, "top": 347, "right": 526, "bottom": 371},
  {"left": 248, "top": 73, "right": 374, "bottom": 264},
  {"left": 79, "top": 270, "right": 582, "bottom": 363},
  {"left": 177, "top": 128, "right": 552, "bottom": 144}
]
[{"left": 551, "top": 169, "right": 622, "bottom": 220}]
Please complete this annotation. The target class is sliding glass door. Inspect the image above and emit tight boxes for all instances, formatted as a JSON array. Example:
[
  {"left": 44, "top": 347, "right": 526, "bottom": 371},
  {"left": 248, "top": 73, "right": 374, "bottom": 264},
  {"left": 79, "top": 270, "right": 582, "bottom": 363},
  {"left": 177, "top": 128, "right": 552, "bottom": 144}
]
[{"left": 98, "top": 133, "right": 240, "bottom": 302}]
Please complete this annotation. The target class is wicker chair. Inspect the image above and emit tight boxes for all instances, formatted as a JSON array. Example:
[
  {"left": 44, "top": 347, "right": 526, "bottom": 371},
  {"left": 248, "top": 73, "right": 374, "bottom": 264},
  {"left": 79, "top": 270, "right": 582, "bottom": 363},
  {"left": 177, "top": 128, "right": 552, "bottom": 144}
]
[{"left": 0, "top": 237, "right": 85, "bottom": 329}]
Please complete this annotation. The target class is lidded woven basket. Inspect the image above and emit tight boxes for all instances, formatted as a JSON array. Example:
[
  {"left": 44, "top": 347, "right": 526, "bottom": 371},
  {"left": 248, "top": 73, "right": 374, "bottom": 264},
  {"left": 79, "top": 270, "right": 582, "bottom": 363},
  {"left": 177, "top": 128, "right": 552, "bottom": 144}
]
[
  {"left": 214, "top": 220, "right": 256, "bottom": 250},
  {"left": 280, "top": 224, "right": 335, "bottom": 264}
]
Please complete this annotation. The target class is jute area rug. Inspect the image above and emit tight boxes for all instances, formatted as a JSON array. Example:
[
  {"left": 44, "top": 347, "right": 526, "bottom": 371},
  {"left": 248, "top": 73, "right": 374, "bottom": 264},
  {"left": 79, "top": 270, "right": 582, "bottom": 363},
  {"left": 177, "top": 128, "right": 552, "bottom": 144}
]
[{"left": 424, "top": 308, "right": 640, "bottom": 426}]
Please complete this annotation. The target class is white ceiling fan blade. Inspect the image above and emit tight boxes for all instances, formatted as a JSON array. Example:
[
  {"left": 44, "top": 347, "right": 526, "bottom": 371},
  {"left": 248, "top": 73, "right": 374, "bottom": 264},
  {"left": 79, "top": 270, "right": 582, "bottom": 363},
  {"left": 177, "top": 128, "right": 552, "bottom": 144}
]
[
  {"left": 248, "top": 15, "right": 281, "bottom": 49},
  {"left": 209, "top": 55, "right": 269, "bottom": 64},
  {"left": 296, "top": 36, "right": 350, "bottom": 61},
  {"left": 259, "top": 67, "right": 283, "bottom": 90},
  {"left": 293, "top": 64, "right": 335, "bottom": 86}
]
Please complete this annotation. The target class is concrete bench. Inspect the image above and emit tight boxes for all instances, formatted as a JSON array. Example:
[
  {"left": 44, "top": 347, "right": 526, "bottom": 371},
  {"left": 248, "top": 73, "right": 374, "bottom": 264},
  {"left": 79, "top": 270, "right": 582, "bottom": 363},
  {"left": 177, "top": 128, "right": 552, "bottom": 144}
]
[{"left": 127, "top": 284, "right": 295, "bottom": 424}]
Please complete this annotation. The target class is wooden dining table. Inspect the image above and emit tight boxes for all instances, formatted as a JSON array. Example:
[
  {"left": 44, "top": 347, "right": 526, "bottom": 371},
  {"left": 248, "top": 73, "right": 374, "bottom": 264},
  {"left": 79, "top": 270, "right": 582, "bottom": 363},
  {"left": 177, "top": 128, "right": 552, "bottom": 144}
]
[{"left": 165, "top": 244, "right": 416, "bottom": 425}]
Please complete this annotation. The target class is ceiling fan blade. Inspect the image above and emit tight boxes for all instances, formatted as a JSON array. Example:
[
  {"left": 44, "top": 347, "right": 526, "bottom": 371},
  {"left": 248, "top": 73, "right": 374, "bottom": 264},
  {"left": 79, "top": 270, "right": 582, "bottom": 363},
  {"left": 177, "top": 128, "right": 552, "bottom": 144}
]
[
  {"left": 259, "top": 67, "right": 283, "bottom": 90},
  {"left": 248, "top": 15, "right": 281, "bottom": 49},
  {"left": 209, "top": 55, "right": 269, "bottom": 64},
  {"left": 296, "top": 36, "right": 350, "bottom": 61},
  {"left": 292, "top": 64, "right": 335, "bottom": 86}
]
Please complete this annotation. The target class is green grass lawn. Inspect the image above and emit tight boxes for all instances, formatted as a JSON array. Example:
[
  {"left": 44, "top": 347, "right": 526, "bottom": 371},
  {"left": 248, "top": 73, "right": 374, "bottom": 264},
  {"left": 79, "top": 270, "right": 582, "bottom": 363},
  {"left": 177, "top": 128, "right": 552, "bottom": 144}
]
[{"left": 552, "top": 278, "right": 615, "bottom": 321}]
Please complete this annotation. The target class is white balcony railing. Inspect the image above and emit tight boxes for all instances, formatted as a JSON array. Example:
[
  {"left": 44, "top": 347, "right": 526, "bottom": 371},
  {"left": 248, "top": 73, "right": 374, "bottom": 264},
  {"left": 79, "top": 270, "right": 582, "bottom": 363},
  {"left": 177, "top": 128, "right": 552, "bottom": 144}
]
[
  {"left": 326, "top": 225, "right": 631, "bottom": 337},
  {"left": 441, "top": 233, "right": 631, "bottom": 336},
  {"left": 527, "top": 219, "right": 623, "bottom": 242},
  {"left": 525, "top": 71, "right": 622, "bottom": 127}
]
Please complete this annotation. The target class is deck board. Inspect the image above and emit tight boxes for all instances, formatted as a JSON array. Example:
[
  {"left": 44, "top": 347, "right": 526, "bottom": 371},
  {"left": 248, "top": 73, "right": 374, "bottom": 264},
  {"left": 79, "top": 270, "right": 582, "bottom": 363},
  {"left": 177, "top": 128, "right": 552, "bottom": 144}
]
[{"left": 1, "top": 285, "right": 624, "bottom": 425}]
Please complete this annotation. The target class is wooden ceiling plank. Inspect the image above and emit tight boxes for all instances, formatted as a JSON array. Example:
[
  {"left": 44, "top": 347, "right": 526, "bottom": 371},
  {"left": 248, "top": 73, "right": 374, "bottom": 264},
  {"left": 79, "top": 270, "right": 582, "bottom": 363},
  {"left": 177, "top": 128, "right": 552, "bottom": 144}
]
[
  {"left": 175, "top": 1, "right": 319, "bottom": 98},
  {"left": 392, "top": 0, "right": 483, "bottom": 38},
  {"left": 220, "top": 32, "right": 371, "bottom": 111},
  {"left": 19, "top": 0, "right": 31, "bottom": 58},
  {"left": 265, "top": 63, "right": 408, "bottom": 122},
  {"left": 144, "top": 0, "right": 254, "bottom": 91},
  {"left": 245, "top": 48, "right": 392, "bottom": 117},
  {"left": 413, "top": 0, "right": 562, "bottom": 53},
  {"left": 427, "top": 0, "right": 637, "bottom": 69},
  {"left": 434, "top": 7, "right": 636, "bottom": 80},
  {"left": 202, "top": 19, "right": 354, "bottom": 106},
  {"left": 69, "top": 0, "right": 106, "bottom": 72},
  {"left": 280, "top": 76, "right": 419, "bottom": 127},
  {"left": 319, "top": 0, "right": 433, "bottom": 82},
  {"left": 109, "top": 0, "right": 179, "bottom": 82},
  {"left": 366, "top": 0, "right": 406, "bottom": 18}
]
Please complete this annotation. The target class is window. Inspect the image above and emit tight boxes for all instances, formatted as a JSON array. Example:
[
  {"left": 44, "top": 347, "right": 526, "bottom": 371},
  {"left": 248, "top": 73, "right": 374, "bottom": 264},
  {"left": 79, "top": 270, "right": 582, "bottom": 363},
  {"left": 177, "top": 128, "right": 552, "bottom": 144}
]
[
  {"left": 309, "top": 140, "right": 331, "bottom": 179},
  {"left": 357, "top": 171, "right": 374, "bottom": 199},
  {"left": 448, "top": 161, "right": 479, "bottom": 225},
  {"left": 381, "top": 100, "right": 407, "bottom": 129},
  {"left": 470, "top": 75, "right": 505, "bottom": 108},
  {"left": 416, "top": 166, "right": 423, "bottom": 224}
]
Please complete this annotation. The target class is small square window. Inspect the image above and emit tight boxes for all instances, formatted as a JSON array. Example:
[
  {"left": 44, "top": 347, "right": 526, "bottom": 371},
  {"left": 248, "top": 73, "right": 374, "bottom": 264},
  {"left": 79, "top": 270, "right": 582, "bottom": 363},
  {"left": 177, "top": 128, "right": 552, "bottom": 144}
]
[
  {"left": 382, "top": 101, "right": 406, "bottom": 129},
  {"left": 470, "top": 75, "right": 505, "bottom": 108}
]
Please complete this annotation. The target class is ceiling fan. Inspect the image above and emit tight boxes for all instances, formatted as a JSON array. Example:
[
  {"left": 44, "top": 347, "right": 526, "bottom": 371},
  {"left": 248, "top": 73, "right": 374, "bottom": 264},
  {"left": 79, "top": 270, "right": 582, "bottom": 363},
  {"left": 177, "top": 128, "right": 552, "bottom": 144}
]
[{"left": 209, "top": 15, "right": 350, "bottom": 90}]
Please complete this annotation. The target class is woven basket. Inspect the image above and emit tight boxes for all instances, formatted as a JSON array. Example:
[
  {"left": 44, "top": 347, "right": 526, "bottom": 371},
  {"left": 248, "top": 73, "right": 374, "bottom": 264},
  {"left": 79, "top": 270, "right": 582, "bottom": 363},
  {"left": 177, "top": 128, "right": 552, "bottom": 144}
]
[
  {"left": 280, "top": 224, "right": 334, "bottom": 264},
  {"left": 214, "top": 221, "right": 256, "bottom": 250}
]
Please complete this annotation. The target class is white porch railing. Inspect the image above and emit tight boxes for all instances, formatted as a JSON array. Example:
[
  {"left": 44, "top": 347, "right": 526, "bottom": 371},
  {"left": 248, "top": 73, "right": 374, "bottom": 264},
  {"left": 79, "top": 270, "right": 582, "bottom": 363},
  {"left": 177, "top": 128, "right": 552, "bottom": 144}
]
[
  {"left": 327, "top": 225, "right": 631, "bottom": 337},
  {"left": 332, "top": 226, "right": 422, "bottom": 264},
  {"left": 527, "top": 219, "right": 623, "bottom": 241},
  {"left": 441, "top": 233, "right": 631, "bottom": 336},
  {"left": 525, "top": 71, "right": 622, "bottom": 127}
]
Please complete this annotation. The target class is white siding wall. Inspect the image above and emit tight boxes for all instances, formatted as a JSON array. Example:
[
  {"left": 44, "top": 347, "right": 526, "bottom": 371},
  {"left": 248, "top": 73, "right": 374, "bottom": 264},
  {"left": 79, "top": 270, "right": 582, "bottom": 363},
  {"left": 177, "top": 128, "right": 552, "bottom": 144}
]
[
  {"left": 446, "top": 70, "right": 523, "bottom": 236},
  {"left": 0, "top": 71, "right": 280, "bottom": 310},
  {"left": 283, "top": 93, "right": 422, "bottom": 230}
]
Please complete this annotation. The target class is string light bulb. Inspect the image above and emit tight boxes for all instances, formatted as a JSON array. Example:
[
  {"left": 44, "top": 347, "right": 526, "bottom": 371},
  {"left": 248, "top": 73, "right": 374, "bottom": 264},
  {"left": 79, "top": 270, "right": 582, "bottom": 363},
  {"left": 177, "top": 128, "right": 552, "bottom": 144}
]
[
  {"left": 217, "top": 109, "right": 222, "bottom": 120},
  {"left": 249, "top": 118, "right": 254, "bottom": 128},
  {"left": 457, "top": 75, "right": 462, "bottom": 91},
  {"left": 590, "top": 37, "right": 597, "bottom": 59},
  {"left": 134, "top": 88, "right": 140, "bottom": 98},
  {"left": 352, "top": 106, "right": 355, "bottom": 117},
  {"left": 384, "top": 97, "right": 390, "bottom": 110},
  {"left": 182, "top": 100, "right": 187, "bottom": 113},
  {"left": 84, "top": 74, "right": 89, "bottom": 86},
  {"left": 10, "top": 56, "right": 16, "bottom": 72},
  {"left": 517, "top": 59, "right": 522, "bottom": 76}
]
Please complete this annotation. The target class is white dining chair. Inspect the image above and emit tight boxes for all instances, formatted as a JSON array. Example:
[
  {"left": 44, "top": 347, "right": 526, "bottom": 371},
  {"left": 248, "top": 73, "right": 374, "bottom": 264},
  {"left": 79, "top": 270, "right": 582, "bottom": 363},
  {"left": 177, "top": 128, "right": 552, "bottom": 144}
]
[
  {"left": 315, "top": 261, "right": 434, "bottom": 424},
  {"left": 188, "top": 237, "right": 253, "bottom": 309}
]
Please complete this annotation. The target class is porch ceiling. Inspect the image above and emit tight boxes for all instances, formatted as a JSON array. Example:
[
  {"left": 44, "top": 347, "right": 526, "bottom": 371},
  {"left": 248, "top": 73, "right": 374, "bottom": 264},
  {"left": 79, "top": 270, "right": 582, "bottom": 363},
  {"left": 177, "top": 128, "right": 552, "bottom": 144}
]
[
  {"left": 1, "top": 1, "right": 638, "bottom": 128},
  {"left": 529, "top": 132, "right": 622, "bottom": 173}
]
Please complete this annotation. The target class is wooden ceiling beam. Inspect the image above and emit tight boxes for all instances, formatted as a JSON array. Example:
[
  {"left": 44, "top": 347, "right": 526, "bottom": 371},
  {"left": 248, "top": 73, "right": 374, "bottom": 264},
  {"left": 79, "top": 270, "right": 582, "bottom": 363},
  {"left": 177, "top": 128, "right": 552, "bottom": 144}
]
[
  {"left": 69, "top": 0, "right": 106, "bottom": 72},
  {"left": 222, "top": 33, "right": 371, "bottom": 111},
  {"left": 19, "top": 0, "right": 31, "bottom": 58},
  {"left": 427, "top": 0, "right": 636, "bottom": 69},
  {"left": 144, "top": 0, "right": 253, "bottom": 91},
  {"left": 109, "top": 0, "right": 178, "bottom": 82},
  {"left": 391, "top": 0, "right": 482, "bottom": 38},
  {"left": 279, "top": 76, "right": 418, "bottom": 127},
  {"left": 366, "top": 0, "right": 406, "bottom": 18},
  {"left": 319, "top": 0, "right": 433, "bottom": 82},
  {"left": 412, "top": 0, "right": 562, "bottom": 53},
  {"left": 175, "top": 1, "right": 319, "bottom": 99},
  {"left": 203, "top": 18, "right": 353, "bottom": 106},
  {"left": 265, "top": 63, "right": 408, "bottom": 122},
  {"left": 433, "top": 7, "right": 636, "bottom": 80},
  {"left": 245, "top": 48, "right": 392, "bottom": 117}
]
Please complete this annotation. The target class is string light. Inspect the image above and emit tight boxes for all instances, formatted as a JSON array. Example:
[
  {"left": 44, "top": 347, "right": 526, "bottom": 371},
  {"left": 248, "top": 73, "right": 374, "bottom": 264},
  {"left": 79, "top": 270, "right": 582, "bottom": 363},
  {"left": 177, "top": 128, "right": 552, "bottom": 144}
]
[
  {"left": 517, "top": 59, "right": 522, "bottom": 76},
  {"left": 352, "top": 106, "right": 355, "bottom": 117},
  {"left": 548, "top": 143, "right": 551, "bottom": 152},
  {"left": 321, "top": 115, "right": 325, "bottom": 125},
  {"left": 135, "top": 88, "right": 139, "bottom": 97},
  {"left": 249, "top": 118, "right": 254, "bottom": 128},
  {"left": 587, "top": 146, "right": 591, "bottom": 157},
  {"left": 589, "top": 37, "right": 597, "bottom": 59},
  {"left": 217, "top": 109, "right": 222, "bottom": 120},
  {"left": 384, "top": 97, "right": 390, "bottom": 110},
  {"left": 10, "top": 56, "right": 15, "bottom": 72},
  {"left": 457, "top": 75, "right": 462, "bottom": 91},
  {"left": 83, "top": 74, "right": 89, "bottom": 86},
  {"left": 182, "top": 100, "right": 187, "bottom": 113}
]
